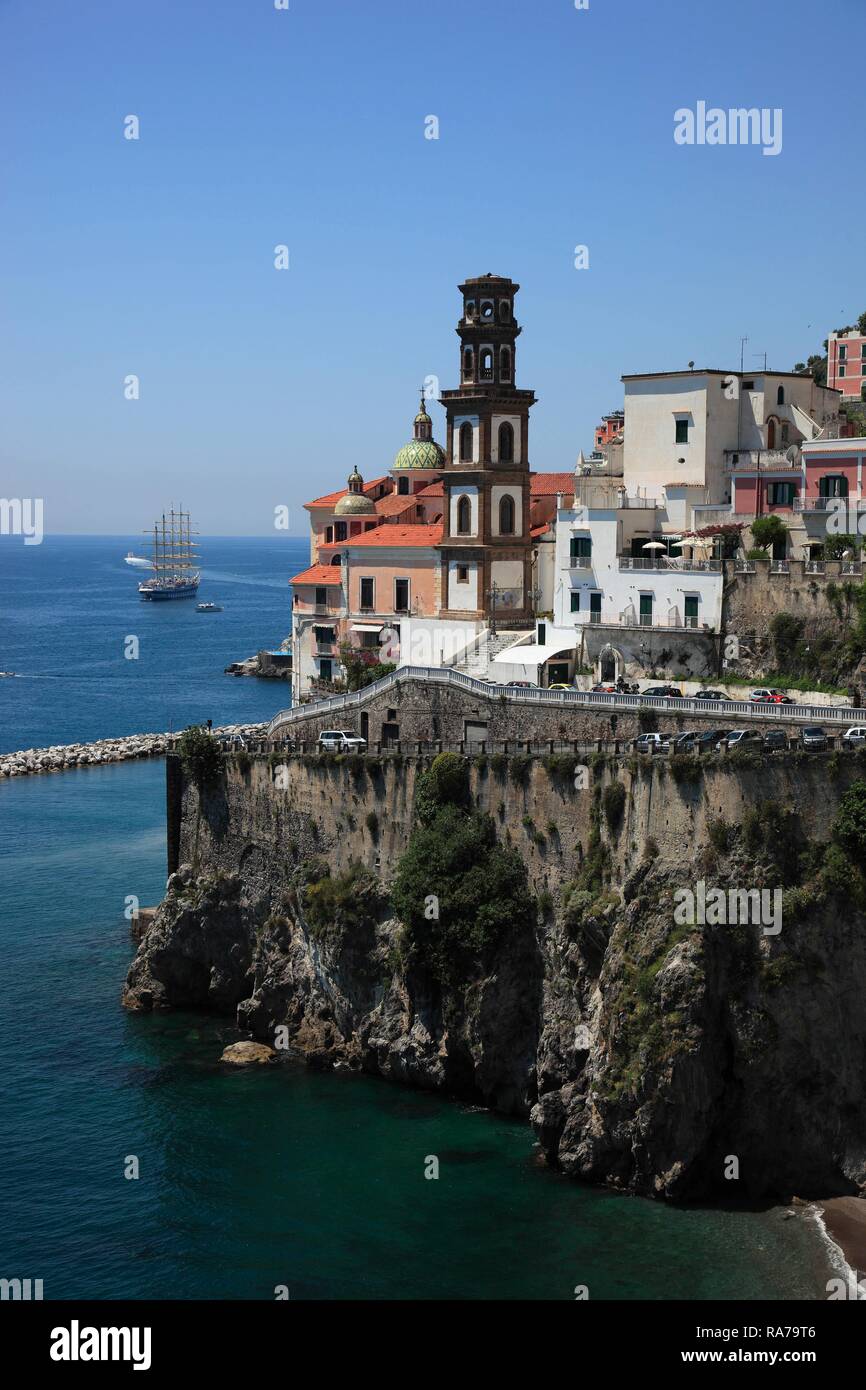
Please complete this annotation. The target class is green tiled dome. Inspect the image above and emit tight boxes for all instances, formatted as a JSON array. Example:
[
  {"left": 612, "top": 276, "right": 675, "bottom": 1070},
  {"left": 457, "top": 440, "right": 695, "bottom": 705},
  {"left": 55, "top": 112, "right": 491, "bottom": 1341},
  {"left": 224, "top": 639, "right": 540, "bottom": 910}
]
[{"left": 393, "top": 437, "right": 446, "bottom": 471}]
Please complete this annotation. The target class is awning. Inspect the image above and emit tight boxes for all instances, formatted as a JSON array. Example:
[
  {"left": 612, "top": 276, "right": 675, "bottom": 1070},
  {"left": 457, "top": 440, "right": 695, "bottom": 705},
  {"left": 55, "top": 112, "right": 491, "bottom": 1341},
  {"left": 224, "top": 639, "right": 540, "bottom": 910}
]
[
  {"left": 492, "top": 642, "right": 575, "bottom": 667},
  {"left": 350, "top": 622, "right": 384, "bottom": 632}
]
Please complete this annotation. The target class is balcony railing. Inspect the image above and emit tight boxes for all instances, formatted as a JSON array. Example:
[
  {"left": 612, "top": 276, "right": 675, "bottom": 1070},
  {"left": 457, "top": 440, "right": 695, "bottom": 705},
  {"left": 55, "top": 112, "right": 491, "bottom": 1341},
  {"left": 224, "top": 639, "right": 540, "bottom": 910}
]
[
  {"left": 724, "top": 449, "right": 799, "bottom": 470},
  {"left": 617, "top": 556, "right": 722, "bottom": 572},
  {"left": 565, "top": 556, "right": 593, "bottom": 569},
  {"left": 793, "top": 496, "right": 847, "bottom": 512}
]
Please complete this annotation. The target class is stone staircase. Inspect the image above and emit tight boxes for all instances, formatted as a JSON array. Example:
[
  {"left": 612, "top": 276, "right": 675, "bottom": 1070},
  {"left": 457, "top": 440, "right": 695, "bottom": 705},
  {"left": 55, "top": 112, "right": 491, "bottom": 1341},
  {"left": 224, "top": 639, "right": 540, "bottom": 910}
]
[{"left": 450, "top": 628, "right": 533, "bottom": 679}]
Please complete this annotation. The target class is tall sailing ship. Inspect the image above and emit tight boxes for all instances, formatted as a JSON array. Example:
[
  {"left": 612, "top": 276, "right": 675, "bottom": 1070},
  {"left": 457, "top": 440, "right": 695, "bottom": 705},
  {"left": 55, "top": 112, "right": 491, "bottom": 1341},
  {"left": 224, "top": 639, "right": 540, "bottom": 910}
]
[{"left": 138, "top": 509, "right": 201, "bottom": 600}]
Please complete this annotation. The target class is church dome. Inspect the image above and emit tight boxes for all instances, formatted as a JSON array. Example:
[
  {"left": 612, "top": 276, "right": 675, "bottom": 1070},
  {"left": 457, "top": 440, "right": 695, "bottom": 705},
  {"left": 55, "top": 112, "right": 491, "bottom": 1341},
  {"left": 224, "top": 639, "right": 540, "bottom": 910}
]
[
  {"left": 334, "top": 467, "right": 376, "bottom": 516},
  {"left": 393, "top": 437, "right": 446, "bottom": 471},
  {"left": 393, "top": 392, "right": 446, "bottom": 470}
]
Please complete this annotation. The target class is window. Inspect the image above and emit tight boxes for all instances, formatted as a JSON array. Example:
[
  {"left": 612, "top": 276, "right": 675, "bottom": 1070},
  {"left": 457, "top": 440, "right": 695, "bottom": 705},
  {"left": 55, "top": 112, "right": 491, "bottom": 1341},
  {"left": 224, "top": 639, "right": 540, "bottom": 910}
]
[
  {"left": 537, "top": 622, "right": 546, "bottom": 645},
  {"left": 364, "top": 521, "right": 376, "bottom": 531},
  {"left": 463, "top": 347, "right": 474, "bottom": 378},
  {"left": 570, "top": 592, "right": 580, "bottom": 612},
  {"left": 459, "top": 422, "right": 473, "bottom": 461},
  {"left": 590, "top": 593, "right": 602, "bottom": 623},
  {"left": 457, "top": 565, "right": 468, "bottom": 583},
  {"left": 481, "top": 301, "right": 494, "bottom": 320},
  {"left": 319, "top": 658, "right": 332, "bottom": 681},
  {"left": 499, "top": 494, "right": 515, "bottom": 534},
  {"left": 862, "top": 343, "right": 866, "bottom": 359},
  {"left": 360, "top": 577, "right": 375, "bottom": 610},
  {"left": 819, "top": 475, "right": 848, "bottom": 498},
  {"left": 839, "top": 364, "right": 847, "bottom": 377},
  {"left": 394, "top": 578, "right": 410, "bottom": 613},
  {"left": 335, "top": 521, "right": 347, "bottom": 541},
  {"left": 480, "top": 348, "right": 493, "bottom": 381},
  {"left": 315, "top": 587, "right": 327, "bottom": 607},
  {"left": 767, "top": 482, "right": 794, "bottom": 506},
  {"left": 498, "top": 421, "right": 514, "bottom": 462},
  {"left": 325, "top": 526, "right": 333, "bottom": 544},
  {"left": 499, "top": 300, "right": 510, "bottom": 322},
  {"left": 742, "top": 380, "right": 755, "bottom": 390},
  {"left": 398, "top": 476, "right": 409, "bottom": 495},
  {"left": 465, "top": 300, "right": 475, "bottom": 319},
  {"left": 675, "top": 418, "right": 690, "bottom": 444},
  {"left": 777, "top": 385, "right": 785, "bottom": 405},
  {"left": 684, "top": 596, "right": 699, "bottom": 628},
  {"left": 639, "top": 594, "right": 653, "bottom": 627},
  {"left": 839, "top": 344, "right": 848, "bottom": 360},
  {"left": 499, "top": 347, "right": 511, "bottom": 382},
  {"left": 456, "top": 495, "right": 471, "bottom": 534}
]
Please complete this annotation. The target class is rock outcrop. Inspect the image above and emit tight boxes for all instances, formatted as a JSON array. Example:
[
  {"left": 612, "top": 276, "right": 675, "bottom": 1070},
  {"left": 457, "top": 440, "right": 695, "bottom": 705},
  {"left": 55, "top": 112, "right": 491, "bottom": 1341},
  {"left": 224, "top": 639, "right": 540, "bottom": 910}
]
[{"left": 122, "top": 752, "right": 866, "bottom": 1201}]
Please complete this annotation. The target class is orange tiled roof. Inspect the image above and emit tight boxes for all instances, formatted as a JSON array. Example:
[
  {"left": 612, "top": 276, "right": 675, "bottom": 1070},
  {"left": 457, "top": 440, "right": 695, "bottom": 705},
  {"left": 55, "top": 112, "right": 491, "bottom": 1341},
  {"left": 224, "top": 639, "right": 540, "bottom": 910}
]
[
  {"left": 375, "top": 494, "right": 417, "bottom": 516},
  {"left": 343, "top": 523, "right": 443, "bottom": 548},
  {"left": 530, "top": 472, "right": 578, "bottom": 494},
  {"left": 306, "top": 477, "right": 389, "bottom": 509},
  {"left": 290, "top": 564, "right": 344, "bottom": 587},
  {"left": 415, "top": 479, "right": 445, "bottom": 497}
]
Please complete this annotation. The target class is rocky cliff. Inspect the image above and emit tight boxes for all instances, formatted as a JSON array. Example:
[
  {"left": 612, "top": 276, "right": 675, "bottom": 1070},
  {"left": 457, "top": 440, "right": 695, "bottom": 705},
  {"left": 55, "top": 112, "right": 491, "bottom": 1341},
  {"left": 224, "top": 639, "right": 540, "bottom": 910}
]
[{"left": 123, "top": 748, "right": 866, "bottom": 1201}]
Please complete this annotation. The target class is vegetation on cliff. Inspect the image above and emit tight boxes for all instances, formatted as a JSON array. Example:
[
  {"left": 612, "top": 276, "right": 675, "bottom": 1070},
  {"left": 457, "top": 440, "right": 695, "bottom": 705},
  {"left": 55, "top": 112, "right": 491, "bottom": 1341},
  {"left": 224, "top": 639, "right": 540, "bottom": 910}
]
[
  {"left": 392, "top": 753, "right": 536, "bottom": 985},
  {"left": 177, "top": 724, "right": 222, "bottom": 785}
]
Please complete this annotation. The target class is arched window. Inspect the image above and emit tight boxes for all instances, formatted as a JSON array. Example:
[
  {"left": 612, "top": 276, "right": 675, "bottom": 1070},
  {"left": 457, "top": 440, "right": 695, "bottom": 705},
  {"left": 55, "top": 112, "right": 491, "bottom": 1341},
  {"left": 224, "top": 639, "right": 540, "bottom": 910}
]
[
  {"left": 397, "top": 476, "right": 409, "bottom": 495},
  {"left": 456, "top": 495, "right": 471, "bottom": 534},
  {"left": 499, "top": 300, "right": 510, "bottom": 322},
  {"left": 499, "top": 347, "right": 511, "bottom": 382},
  {"left": 499, "top": 494, "right": 515, "bottom": 535},
  {"left": 459, "top": 422, "right": 473, "bottom": 461},
  {"left": 480, "top": 348, "right": 493, "bottom": 380},
  {"left": 325, "top": 526, "right": 333, "bottom": 544},
  {"left": 777, "top": 385, "right": 785, "bottom": 405},
  {"left": 767, "top": 418, "right": 776, "bottom": 449},
  {"left": 463, "top": 347, "right": 474, "bottom": 379},
  {"left": 498, "top": 421, "right": 514, "bottom": 462}
]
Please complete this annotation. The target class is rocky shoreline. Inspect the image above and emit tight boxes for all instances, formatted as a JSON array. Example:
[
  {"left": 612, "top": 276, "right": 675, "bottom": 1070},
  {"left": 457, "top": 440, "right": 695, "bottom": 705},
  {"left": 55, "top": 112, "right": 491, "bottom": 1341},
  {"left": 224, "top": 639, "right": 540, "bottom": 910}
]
[{"left": 0, "top": 723, "right": 267, "bottom": 779}]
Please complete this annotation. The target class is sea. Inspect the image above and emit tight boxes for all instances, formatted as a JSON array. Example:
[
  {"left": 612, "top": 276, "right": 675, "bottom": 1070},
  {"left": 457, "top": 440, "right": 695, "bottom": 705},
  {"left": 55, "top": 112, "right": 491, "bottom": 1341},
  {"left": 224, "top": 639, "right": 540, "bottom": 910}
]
[{"left": 0, "top": 535, "right": 838, "bottom": 1299}]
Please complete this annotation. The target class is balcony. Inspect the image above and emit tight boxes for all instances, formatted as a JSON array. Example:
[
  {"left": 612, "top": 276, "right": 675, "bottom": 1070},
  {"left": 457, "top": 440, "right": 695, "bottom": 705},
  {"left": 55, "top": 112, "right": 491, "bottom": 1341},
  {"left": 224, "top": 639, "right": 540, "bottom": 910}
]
[
  {"left": 617, "top": 556, "right": 722, "bottom": 573},
  {"left": 724, "top": 449, "right": 800, "bottom": 470},
  {"left": 564, "top": 556, "right": 594, "bottom": 570},
  {"left": 793, "top": 497, "right": 846, "bottom": 513}
]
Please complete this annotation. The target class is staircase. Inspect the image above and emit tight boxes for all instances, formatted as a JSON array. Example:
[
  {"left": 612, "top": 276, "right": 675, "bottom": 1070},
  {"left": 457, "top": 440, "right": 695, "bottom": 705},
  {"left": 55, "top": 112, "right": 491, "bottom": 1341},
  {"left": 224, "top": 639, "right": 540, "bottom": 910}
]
[{"left": 449, "top": 628, "right": 533, "bottom": 679}]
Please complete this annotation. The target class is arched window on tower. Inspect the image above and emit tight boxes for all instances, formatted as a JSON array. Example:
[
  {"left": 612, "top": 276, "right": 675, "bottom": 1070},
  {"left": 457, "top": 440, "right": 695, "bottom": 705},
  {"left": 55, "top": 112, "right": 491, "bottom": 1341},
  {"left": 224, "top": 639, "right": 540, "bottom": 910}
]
[
  {"left": 498, "top": 421, "right": 514, "bottom": 462},
  {"left": 456, "top": 495, "right": 471, "bottom": 535},
  {"left": 459, "top": 422, "right": 473, "bottom": 462},
  {"left": 397, "top": 476, "right": 409, "bottom": 495},
  {"left": 499, "top": 347, "right": 511, "bottom": 382},
  {"left": 463, "top": 347, "right": 474, "bottom": 380},
  {"left": 480, "top": 348, "right": 493, "bottom": 381},
  {"left": 777, "top": 385, "right": 785, "bottom": 405},
  {"left": 499, "top": 300, "right": 510, "bottom": 323},
  {"left": 499, "top": 494, "right": 515, "bottom": 535}
]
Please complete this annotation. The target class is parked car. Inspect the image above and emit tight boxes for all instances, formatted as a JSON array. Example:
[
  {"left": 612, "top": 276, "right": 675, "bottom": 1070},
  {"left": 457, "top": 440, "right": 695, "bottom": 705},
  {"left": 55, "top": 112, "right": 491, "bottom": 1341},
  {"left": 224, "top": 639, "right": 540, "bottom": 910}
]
[
  {"left": 642, "top": 684, "right": 682, "bottom": 698},
  {"left": 548, "top": 683, "right": 573, "bottom": 691},
  {"left": 694, "top": 728, "right": 730, "bottom": 751},
  {"left": 672, "top": 730, "right": 699, "bottom": 750},
  {"left": 506, "top": 680, "right": 536, "bottom": 688},
  {"left": 633, "top": 732, "right": 671, "bottom": 752},
  {"left": 842, "top": 726, "right": 866, "bottom": 747},
  {"left": 762, "top": 729, "right": 789, "bottom": 752},
  {"left": 694, "top": 688, "right": 726, "bottom": 701},
  {"left": 722, "top": 729, "right": 763, "bottom": 751},
  {"left": 590, "top": 683, "right": 618, "bottom": 694},
  {"left": 750, "top": 688, "right": 795, "bottom": 704},
  {"left": 799, "top": 726, "right": 829, "bottom": 750},
  {"left": 317, "top": 729, "right": 367, "bottom": 753}
]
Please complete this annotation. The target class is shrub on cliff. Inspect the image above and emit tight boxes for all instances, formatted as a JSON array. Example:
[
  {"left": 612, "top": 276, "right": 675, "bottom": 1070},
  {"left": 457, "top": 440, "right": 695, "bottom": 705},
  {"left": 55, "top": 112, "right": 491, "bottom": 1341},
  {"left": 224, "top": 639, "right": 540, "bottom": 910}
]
[
  {"left": 177, "top": 725, "right": 222, "bottom": 786},
  {"left": 392, "top": 805, "right": 534, "bottom": 985},
  {"left": 602, "top": 781, "right": 626, "bottom": 832},
  {"left": 832, "top": 781, "right": 866, "bottom": 861},
  {"left": 415, "top": 752, "right": 470, "bottom": 825},
  {"left": 303, "top": 860, "right": 382, "bottom": 949}
]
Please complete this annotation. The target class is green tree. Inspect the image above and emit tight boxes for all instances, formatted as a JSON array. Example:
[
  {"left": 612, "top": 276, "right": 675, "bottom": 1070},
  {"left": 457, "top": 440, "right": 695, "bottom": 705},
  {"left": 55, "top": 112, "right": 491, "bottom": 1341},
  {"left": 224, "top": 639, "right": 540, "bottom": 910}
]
[
  {"left": 750, "top": 515, "right": 788, "bottom": 553},
  {"left": 177, "top": 725, "right": 222, "bottom": 786},
  {"left": 833, "top": 782, "right": 866, "bottom": 861}
]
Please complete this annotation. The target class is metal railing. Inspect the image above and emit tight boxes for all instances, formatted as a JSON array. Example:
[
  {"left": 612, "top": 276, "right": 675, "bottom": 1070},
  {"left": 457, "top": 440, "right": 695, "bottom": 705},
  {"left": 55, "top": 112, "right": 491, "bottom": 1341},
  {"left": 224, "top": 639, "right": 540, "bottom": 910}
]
[
  {"left": 265, "top": 666, "right": 866, "bottom": 737},
  {"left": 618, "top": 557, "right": 722, "bottom": 572}
]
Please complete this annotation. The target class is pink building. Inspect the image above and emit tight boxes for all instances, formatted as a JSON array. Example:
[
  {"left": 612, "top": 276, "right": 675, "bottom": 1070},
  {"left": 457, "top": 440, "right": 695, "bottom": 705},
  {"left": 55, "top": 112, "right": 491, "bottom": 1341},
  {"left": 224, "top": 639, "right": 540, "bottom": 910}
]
[{"left": 828, "top": 329, "right": 866, "bottom": 400}]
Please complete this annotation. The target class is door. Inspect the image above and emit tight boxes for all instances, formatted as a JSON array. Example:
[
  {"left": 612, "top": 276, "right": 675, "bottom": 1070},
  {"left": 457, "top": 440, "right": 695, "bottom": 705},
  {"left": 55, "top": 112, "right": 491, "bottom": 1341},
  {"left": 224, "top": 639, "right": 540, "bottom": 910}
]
[
  {"left": 464, "top": 720, "right": 488, "bottom": 750},
  {"left": 590, "top": 593, "right": 602, "bottom": 624},
  {"left": 547, "top": 663, "right": 570, "bottom": 686},
  {"left": 639, "top": 594, "right": 653, "bottom": 627},
  {"left": 684, "top": 596, "right": 699, "bottom": 629}
]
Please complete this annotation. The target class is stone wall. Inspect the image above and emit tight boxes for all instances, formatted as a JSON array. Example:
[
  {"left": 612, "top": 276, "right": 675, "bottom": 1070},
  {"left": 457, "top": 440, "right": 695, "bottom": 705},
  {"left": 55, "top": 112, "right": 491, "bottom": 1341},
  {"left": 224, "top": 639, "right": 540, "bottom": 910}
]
[{"left": 722, "top": 557, "right": 857, "bottom": 641}]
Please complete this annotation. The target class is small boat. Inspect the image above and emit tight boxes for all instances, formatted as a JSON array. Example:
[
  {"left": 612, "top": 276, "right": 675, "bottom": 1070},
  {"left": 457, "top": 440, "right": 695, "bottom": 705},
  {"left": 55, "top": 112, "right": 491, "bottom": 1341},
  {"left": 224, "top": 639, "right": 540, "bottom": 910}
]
[
  {"left": 0, "top": 671, "right": 16, "bottom": 678},
  {"left": 138, "top": 509, "right": 201, "bottom": 601},
  {"left": 196, "top": 602, "right": 223, "bottom": 613},
  {"left": 125, "top": 552, "right": 152, "bottom": 569}
]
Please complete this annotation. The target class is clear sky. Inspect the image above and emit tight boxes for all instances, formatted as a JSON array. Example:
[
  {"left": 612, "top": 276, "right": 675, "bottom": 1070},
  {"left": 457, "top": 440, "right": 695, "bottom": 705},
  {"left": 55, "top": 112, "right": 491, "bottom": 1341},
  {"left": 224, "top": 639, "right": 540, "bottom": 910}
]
[{"left": 2, "top": 0, "right": 864, "bottom": 535}]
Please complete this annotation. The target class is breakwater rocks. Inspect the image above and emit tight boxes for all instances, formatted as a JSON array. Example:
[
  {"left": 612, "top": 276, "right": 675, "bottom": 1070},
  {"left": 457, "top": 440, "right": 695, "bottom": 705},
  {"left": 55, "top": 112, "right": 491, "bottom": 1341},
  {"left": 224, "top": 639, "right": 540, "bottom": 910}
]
[{"left": 0, "top": 723, "right": 267, "bottom": 778}]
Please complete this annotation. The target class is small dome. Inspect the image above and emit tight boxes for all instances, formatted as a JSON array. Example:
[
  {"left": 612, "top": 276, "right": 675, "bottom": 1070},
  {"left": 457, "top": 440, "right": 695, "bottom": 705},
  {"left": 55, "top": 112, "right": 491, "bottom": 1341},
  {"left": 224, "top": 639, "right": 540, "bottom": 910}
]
[
  {"left": 334, "top": 490, "right": 376, "bottom": 516},
  {"left": 393, "top": 438, "right": 446, "bottom": 471}
]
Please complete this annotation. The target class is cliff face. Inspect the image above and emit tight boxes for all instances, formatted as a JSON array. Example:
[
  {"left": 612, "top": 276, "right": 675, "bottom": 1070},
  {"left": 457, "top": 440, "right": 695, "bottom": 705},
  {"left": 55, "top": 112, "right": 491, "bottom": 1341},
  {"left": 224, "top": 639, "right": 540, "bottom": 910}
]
[{"left": 123, "top": 752, "right": 866, "bottom": 1200}]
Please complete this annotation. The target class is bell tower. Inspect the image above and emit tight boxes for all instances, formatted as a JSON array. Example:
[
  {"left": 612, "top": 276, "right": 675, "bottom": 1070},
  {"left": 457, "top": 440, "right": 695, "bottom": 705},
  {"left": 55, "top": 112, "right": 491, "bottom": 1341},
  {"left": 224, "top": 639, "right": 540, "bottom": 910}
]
[{"left": 437, "top": 274, "right": 536, "bottom": 624}]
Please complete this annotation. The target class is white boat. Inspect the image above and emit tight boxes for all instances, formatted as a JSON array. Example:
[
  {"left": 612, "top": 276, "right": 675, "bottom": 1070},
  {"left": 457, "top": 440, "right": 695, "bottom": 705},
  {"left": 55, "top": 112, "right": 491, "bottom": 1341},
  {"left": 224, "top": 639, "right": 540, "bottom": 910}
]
[
  {"left": 125, "top": 552, "right": 152, "bottom": 569},
  {"left": 196, "top": 602, "right": 223, "bottom": 613}
]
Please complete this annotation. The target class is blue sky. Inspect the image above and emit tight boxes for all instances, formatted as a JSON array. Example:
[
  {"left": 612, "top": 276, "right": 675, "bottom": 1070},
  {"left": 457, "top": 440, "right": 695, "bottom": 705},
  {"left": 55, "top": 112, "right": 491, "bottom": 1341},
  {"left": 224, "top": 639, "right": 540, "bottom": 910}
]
[{"left": 1, "top": 0, "right": 863, "bottom": 535}]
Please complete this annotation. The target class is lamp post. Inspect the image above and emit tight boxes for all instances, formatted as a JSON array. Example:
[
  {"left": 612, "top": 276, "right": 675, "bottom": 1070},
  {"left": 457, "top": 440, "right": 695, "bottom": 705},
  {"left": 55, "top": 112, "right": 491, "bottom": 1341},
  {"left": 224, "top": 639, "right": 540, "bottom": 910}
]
[{"left": 486, "top": 581, "right": 501, "bottom": 635}]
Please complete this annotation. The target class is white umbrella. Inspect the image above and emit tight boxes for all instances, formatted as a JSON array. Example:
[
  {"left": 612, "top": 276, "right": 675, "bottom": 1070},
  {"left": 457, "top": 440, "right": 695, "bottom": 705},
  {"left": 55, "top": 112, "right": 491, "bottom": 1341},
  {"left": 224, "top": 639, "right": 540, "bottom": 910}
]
[
  {"left": 842, "top": 549, "right": 854, "bottom": 559},
  {"left": 642, "top": 541, "right": 666, "bottom": 551}
]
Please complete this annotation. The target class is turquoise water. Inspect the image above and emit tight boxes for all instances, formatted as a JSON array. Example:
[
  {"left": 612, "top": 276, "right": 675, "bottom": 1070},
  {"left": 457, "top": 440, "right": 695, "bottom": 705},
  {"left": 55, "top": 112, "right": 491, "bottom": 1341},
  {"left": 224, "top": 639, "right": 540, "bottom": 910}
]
[
  {"left": 0, "top": 536, "right": 834, "bottom": 1298},
  {"left": 0, "top": 759, "right": 833, "bottom": 1300}
]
